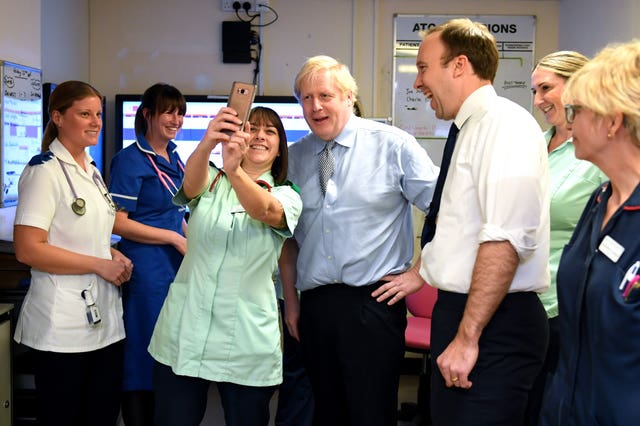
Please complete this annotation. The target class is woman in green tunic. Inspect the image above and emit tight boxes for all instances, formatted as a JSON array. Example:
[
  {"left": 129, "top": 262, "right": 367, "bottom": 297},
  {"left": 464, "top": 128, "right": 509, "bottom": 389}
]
[{"left": 149, "top": 106, "right": 302, "bottom": 426}]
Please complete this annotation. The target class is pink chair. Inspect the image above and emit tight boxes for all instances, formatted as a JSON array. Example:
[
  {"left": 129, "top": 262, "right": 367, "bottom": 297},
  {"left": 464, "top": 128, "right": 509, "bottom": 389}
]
[{"left": 401, "top": 282, "right": 438, "bottom": 425}]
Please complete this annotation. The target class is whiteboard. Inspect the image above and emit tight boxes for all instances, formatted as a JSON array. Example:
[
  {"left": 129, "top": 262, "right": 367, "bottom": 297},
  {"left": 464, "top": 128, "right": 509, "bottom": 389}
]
[
  {"left": 0, "top": 61, "right": 42, "bottom": 207},
  {"left": 392, "top": 15, "right": 536, "bottom": 166}
]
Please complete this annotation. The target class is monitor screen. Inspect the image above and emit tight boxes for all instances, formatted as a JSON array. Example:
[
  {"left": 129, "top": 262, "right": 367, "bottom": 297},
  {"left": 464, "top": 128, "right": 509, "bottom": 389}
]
[
  {"left": 114, "top": 94, "right": 310, "bottom": 168},
  {"left": 43, "top": 82, "right": 107, "bottom": 175}
]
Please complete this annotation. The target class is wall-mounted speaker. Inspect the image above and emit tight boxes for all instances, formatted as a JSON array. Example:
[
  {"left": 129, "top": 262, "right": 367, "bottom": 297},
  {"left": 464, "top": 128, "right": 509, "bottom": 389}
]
[{"left": 222, "top": 21, "right": 251, "bottom": 64}]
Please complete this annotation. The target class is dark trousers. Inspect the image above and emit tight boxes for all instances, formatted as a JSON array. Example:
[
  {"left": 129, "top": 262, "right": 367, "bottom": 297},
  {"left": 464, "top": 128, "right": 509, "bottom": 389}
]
[
  {"left": 299, "top": 282, "right": 407, "bottom": 426},
  {"left": 525, "top": 316, "right": 559, "bottom": 426},
  {"left": 153, "top": 361, "right": 276, "bottom": 426},
  {"left": 33, "top": 341, "right": 124, "bottom": 426},
  {"left": 430, "top": 290, "right": 548, "bottom": 426},
  {"left": 275, "top": 299, "right": 314, "bottom": 426},
  {"left": 121, "top": 390, "right": 154, "bottom": 426}
]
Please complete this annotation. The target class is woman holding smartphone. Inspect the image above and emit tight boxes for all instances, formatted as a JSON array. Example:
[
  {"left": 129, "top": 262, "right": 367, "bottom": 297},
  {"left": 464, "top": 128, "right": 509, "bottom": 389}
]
[{"left": 149, "top": 106, "right": 302, "bottom": 426}]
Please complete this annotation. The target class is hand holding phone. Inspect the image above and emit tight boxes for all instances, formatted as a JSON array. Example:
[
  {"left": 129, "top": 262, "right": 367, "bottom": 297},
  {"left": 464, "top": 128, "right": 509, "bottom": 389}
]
[{"left": 222, "top": 81, "right": 256, "bottom": 135}]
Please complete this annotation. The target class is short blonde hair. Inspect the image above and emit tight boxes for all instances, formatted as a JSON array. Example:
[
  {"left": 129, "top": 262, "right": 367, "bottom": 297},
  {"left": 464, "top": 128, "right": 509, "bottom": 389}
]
[
  {"left": 534, "top": 50, "right": 589, "bottom": 79},
  {"left": 293, "top": 55, "right": 358, "bottom": 100},
  {"left": 563, "top": 40, "right": 640, "bottom": 145}
]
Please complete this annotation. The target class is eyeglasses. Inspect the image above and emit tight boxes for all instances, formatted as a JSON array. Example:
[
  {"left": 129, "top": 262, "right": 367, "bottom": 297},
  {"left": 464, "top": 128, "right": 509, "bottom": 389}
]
[{"left": 564, "top": 104, "right": 584, "bottom": 124}]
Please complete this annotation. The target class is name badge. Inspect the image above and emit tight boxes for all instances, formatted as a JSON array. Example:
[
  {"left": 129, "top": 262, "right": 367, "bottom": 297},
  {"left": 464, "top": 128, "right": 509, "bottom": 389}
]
[{"left": 599, "top": 235, "right": 624, "bottom": 263}]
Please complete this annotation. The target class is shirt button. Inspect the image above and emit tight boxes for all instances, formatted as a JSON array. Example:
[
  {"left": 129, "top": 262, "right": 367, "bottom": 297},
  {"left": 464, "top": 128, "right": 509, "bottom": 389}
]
[
  {"left": 327, "top": 256, "right": 333, "bottom": 260},
  {"left": 325, "top": 229, "right": 330, "bottom": 234}
]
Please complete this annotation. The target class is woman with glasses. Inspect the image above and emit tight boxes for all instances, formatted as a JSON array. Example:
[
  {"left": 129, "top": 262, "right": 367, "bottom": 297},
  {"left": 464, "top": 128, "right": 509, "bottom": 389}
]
[
  {"left": 13, "top": 80, "right": 133, "bottom": 425},
  {"left": 540, "top": 39, "right": 640, "bottom": 425},
  {"left": 527, "top": 51, "right": 606, "bottom": 425},
  {"left": 108, "top": 83, "right": 188, "bottom": 426}
]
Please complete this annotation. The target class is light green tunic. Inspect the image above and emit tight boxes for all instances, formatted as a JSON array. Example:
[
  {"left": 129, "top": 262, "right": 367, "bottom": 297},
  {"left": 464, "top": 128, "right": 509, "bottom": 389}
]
[
  {"left": 149, "top": 166, "right": 302, "bottom": 386},
  {"left": 543, "top": 127, "right": 606, "bottom": 318}
]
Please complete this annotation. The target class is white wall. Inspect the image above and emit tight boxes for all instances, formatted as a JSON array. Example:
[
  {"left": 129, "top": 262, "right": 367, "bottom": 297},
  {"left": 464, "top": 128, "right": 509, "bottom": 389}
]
[
  {"left": 0, "top": 0, "right": 40, "bottom": 68},
  {"left": 87, "top": 0, "right": 560, "bottom": 165},
  {"left": 89, "top": 0, "right": 560, "bottom": 116},
  {"left": 559, "top": 0, "right": 640, "bottom": 56},
  {"left": 42, "top": 0, "right": 90, "bottom": 83}
]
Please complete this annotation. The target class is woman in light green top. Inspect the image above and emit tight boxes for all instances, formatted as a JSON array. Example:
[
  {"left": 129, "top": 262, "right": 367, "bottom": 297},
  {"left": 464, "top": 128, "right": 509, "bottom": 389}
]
[
  {"left": 526, "top": 51, "right": 607, "bottom": 425},
  {"left": 149, "top": 106, "right": 302, "bottom": 426}
]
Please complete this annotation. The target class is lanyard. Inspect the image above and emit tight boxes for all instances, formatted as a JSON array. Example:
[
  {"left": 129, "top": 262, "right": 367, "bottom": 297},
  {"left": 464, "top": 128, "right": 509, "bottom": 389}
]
[{"left": 146, "top": 153, "right": 185, "bottom": 197}]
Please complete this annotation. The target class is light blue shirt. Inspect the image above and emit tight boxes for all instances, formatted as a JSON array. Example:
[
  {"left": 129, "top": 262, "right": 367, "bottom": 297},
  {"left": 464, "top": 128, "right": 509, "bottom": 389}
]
[{"left": 288, "top": 115, "right": 438, "bottom": 291}]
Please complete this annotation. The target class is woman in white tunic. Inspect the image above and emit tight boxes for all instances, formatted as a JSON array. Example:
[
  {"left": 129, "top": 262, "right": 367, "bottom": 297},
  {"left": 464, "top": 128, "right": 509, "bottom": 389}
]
[
  {"left": 13, "top": 81, "right": 133, "bottom": 426},
  {"left": 149, "top": 106, "right": 302, "bottom": 426}
]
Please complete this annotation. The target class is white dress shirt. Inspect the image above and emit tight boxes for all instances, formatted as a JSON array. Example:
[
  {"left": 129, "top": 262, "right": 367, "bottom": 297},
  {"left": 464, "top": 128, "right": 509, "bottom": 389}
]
[{"left": 420, "top": 85, "right": 550, "bottom": 294}]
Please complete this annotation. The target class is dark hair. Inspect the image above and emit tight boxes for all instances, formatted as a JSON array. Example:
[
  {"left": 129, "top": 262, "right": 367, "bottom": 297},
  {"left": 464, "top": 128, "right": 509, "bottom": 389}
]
[
  {"left": 429, "top": 18, "right": 499, "bottom": 83},
  {"left": 248, "top": 106, "right": 288, "bottom": 184},
  {"left": 134, "top": 83, "right": 187, "bottom": 137},
  {"left": 42, "top": 81, "right": 102, "bottom": 151}
]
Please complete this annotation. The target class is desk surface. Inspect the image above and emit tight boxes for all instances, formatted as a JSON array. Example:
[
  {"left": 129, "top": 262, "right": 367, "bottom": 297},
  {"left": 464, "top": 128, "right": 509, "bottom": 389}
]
[{"left": 0, "top": 303, "right": 13, "bottom": 316}]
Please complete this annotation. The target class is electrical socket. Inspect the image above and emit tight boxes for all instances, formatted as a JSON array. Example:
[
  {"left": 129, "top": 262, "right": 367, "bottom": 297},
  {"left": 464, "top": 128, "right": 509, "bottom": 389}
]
[{"left": 221, "top": 0, "right": 267, "bottom": 13}]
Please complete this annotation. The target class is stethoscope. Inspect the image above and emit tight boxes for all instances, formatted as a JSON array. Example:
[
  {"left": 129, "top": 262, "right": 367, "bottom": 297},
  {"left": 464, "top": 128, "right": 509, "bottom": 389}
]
[
  {"left": 58, "top": 158, "right": 116, "bottom": 216},
  {"left": 145, "top": 153, "right": 185, "bottom": 197}
]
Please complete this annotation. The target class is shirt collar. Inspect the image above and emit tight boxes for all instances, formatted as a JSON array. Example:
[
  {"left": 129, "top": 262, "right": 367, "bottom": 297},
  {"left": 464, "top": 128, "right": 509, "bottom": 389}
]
[
  {"left": 134, "top": 133, "right": 178, "bottom": 157},
  {"left": 545, "top": 126, "right": 574, "bottom": 152},
  {"left": 50, "top": 138, "right": 95, "bottom": 169},
  {"left": 311, "top": 114, "right": 358, "bottom": 155},
  {"left": 454, "top": 84, "right": 496, "bottom": 130},
  {"left": 596, "top": 181, "right": 640, "bottom": 210}
]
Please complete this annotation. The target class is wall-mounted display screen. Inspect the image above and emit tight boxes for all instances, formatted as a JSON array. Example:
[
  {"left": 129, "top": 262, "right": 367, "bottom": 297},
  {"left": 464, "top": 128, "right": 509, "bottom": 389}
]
[
  {"left": 1, "top": 61, "right": 42, "bottom": 207},
  {"left": 114, "top": 94, "right": 310, "bottom": 168}
]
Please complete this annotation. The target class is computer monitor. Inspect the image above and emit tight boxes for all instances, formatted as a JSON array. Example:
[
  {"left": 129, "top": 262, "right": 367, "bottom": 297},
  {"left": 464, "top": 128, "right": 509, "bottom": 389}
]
[
  {"left": 114, "top": 94, "right": 310, "bottom": 169},
  {"left": 42, "top": 82, "right": 107, "bottom": 175}
]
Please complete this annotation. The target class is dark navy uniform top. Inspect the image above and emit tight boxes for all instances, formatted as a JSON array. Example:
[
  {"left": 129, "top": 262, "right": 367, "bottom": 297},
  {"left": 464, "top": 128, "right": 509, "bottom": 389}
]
[{"left": 541, "top": 181, "right": 640, "bottom": 425}]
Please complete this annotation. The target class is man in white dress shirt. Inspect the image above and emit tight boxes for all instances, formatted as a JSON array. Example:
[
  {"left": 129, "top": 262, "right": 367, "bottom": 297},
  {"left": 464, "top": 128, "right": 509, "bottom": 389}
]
[{"left": 410, "top": 18, "right": 551, "bottom": 425}]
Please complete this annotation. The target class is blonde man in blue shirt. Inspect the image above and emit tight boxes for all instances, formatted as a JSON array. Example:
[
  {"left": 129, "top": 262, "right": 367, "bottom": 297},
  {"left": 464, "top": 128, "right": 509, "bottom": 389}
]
[{"left": 280, "top": 55, "right": 439, "bottom": 426}]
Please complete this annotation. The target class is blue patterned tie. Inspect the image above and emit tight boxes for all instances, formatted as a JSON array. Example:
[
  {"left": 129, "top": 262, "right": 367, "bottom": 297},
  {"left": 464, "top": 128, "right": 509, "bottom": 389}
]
[
  {"left": 319, "top": 140, "right": 336, "bottom": 196},
  {"left": 421, "top": 123, "right": 459, "bottom": 247}
]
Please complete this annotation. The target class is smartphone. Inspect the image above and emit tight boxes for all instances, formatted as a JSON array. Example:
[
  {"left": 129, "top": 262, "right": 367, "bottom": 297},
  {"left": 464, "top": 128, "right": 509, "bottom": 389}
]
[{"left": 222, "top": 81, "right": 256, "bottom": 135}]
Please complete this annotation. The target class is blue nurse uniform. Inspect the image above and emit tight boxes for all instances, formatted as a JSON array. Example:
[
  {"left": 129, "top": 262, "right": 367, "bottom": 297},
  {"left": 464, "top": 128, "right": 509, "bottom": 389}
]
[{"left": 109, "top": 136, "right": 186, "bottom": 391}]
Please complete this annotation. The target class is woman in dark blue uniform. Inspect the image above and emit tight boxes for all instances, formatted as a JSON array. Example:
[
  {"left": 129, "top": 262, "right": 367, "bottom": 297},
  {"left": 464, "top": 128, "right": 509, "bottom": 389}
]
[
  {"left": 540, "top": 40, "right": 640, "bottom": 425},
  {"left": 109, "top": 83, "right": 187, "bottom": 426}
]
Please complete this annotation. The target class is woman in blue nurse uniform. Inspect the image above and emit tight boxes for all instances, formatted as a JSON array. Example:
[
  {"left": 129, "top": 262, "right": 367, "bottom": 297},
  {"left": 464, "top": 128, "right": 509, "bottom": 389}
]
[
  {"left": 109, "top": 83, "right": 187, "bottom": 426},
  {"left": 149, "top": 106, "right": 302, "bottom": 426},
  {"left": 13, "top": 80, "right": 132, "bottom": 426},
  {"left": 539, "top": 40, "right": 640, "bottom": 425}
]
